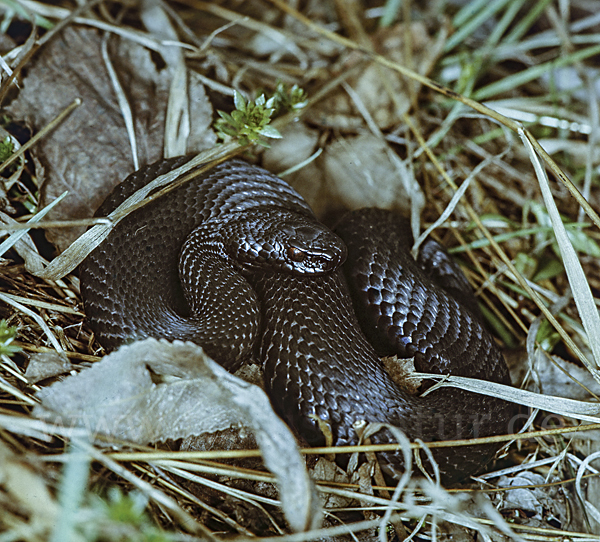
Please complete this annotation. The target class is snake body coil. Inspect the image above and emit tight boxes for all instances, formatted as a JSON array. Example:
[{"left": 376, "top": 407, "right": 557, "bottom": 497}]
[{"left": 80, "top": 157, "right": 516, "bottom": 483}]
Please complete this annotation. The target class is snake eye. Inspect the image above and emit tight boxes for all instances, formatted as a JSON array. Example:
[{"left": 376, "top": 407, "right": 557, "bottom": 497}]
[{"left": 287, "top": 246, "right": 306, "bottom": 263}]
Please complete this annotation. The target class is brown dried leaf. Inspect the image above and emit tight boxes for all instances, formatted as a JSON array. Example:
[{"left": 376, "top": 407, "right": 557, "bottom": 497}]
[
  {"left": 33, "top": 338, "right": 322, "bottom": 532},
  {"left": 25, "top": 350, "right": 73, "bottom": 383},
  {"left": 497, "top": 473, "right": 568, "bottom": 528},
  {"left": 323, "top": 133, "right": 420, "bottom": 212},
  {"left": 7, "top": 26, "right": 215, "bottom": 251},
  {"left": 308, "top": 22, "right": 441, "bottom": 130},
  {"left": 262, "top": 123, "right": 327, "bottom": 214}
]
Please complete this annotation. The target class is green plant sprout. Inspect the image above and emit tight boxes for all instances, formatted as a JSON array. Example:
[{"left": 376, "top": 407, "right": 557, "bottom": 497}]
[
  {"left": 0, "top": 320, "right": 20, "bottom": 357},
  {"left": 0, "top": 136, "right": 14, "bottom": 164},
  {"left": 215, "top": 90, "right": 282, "bottom": 147},
  {"left": 271, "top": 81, "right": 308, "bottom": 113},
  {"left": 87, "top": 487, "right": 171, "bottom": 541}
]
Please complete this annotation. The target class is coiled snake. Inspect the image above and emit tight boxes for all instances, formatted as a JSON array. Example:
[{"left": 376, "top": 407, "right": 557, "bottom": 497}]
[{"left": 80, "top": 157, "right": 516, "bottom": 483}]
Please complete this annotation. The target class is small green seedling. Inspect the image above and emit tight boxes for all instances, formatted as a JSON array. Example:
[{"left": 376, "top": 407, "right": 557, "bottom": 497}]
[
  {"left": 0, "top": 320, "right": 20, "bottom": 357},
  {"left": 215, "top": 90, "right": 282, "bottom": 147}
]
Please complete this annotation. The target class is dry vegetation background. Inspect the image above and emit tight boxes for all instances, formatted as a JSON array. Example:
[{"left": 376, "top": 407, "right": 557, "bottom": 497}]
[{"left": 1, "top": 0, "right": 600, "bottom": 540}]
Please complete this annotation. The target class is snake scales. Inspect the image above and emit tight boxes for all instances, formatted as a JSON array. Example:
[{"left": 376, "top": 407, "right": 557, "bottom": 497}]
[{"left": 79, "top": 157, "right": 517, "bottom": 483}]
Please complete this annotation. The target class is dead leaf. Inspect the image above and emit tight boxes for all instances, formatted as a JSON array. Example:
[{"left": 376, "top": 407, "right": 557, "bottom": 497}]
[
  {"left": 530, "top": 350, "right": 600, "bottom": 401},
  {"left": 7, "top": 26, "right": 215, "bottom": 251},
  {"left": 25, "top": 350, "right": 73, "bottom": 383},
  {"left": 497, "top": 472, "right": 566, "bottom": 528},
  {"left": 323, "top": 133, "right": 421, "bottom": 212},
  {"left": 308, "top": 22, "right": 441, "bottom": 130},
  {"left": 33, "top": 338, "right": 322, "bottom": 532},
  {"left": 382, "top": 355, "right": 421, "bottom": 394},
  {"left": 310, "top": 457, "right": 354, "bottom": 508},
  {"left": 262, "top": 123, "right": 327, "bottom": 214}
]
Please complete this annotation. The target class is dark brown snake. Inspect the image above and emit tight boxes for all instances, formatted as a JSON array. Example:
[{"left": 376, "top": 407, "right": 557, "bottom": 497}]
[{"left": 79, "top": 157, "right": 517, "bottom": 483}]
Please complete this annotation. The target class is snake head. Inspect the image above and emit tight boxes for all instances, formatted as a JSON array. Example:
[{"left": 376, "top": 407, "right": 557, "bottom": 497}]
[
  {"left": 227, "top": 211, "right": 347, "bottom": 276},
  {"left": 283, "top": 224, "right": 347, "bottom": 275}
]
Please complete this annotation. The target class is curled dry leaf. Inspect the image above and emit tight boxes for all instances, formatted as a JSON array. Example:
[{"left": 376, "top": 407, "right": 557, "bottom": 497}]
[
  {"left": 530, "top": 350, "right": 600, "bottom": 401},
  {"left": 33, "top": 338, "right": 322, "bottom": 532},
  {"left": 310, "top": 457, "right": 354, "bottom": 509},
  {"left": 7, "top": 26, "right": 216, "bottom": 251},
  {"left": 308, "top": 22, "right": 441, "bottom": 130},
  {"left": 497, "top": 473, "right": 566, "bottom": 528},
  {"left": 262, "top": 123, "right": 326, "bottom": 213},
  {"left": 382, "top": 355, "right": 421, "bottom": 394},
  {"left": 24, "top": 350, "right": 73, "bottom": 384},
  {"left": 324, "top": 133, "right": 421, "bottom": 212}
]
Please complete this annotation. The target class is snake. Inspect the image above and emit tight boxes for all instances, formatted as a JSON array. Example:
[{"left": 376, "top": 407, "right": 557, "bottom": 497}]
[{"left": 79, "top": 157, "right": 517, "bottom": 483}]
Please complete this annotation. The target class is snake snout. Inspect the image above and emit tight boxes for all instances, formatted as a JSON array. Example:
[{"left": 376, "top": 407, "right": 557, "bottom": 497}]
[
  {"left": 231, "top": 212, "right": 347, "bottom": 276},
  {"left": 286, "top": 227, "right": 347, "bottom": 276}
]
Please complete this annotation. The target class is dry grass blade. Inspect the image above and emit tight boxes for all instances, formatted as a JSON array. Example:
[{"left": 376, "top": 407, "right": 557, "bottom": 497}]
[
  {"left": 141, "top": 2, "right": 189, "bottom": 159},
  {"left": 37, "top": 142, "right": 245, "bottom": 280},
  {"left": 520, "top": 129, "right": 600, "bottom": 376},
  {"left": 0, "top": 191, "right": 67, "bottom": 257},
  {"left": 0, "top": 292, "right": 63, "bottom": 353},
  {"left": 0, "top": 99, "right": 80, "bottom": 175},
  {"left": 101, "top": 33, "right": 138, "bottom": 170},
  {"left": 421, "top": 373, "right": 600, "bottom": 423},
  {"left": 80, "top": 440, "right": 217, "bottom": 538}
]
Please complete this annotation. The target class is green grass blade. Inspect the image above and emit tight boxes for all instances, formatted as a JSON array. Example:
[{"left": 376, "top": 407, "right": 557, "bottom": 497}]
[
  {"left": 520, "top": 129, "right": 600, "bottom": 377},
  {"left": 474, "top": 44, "right": 600, "bottom": 101}
]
